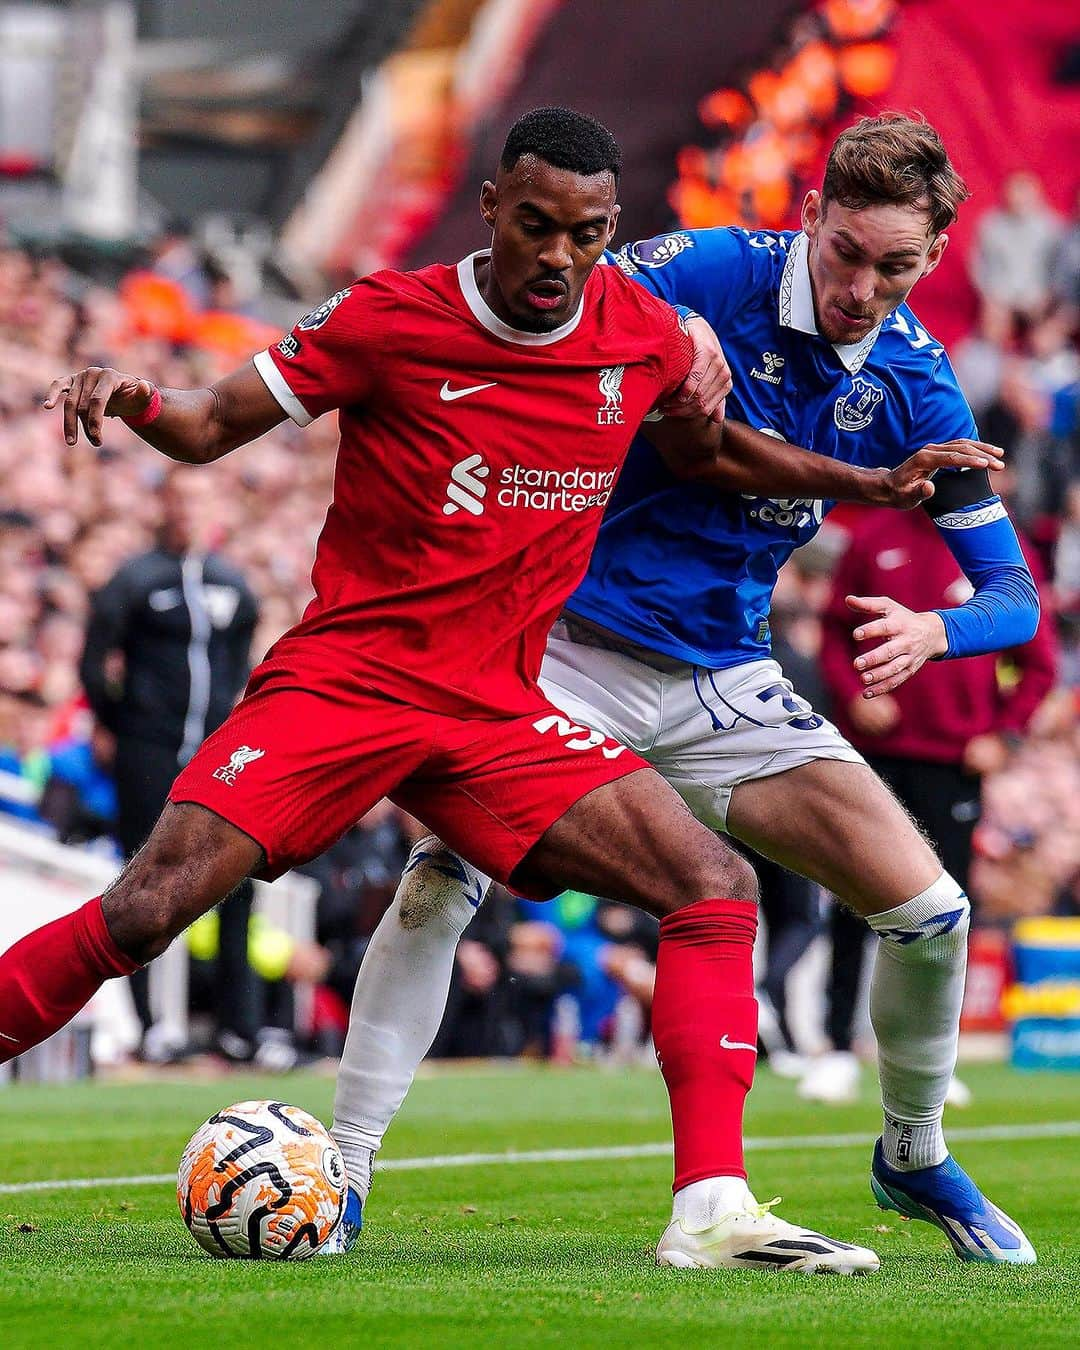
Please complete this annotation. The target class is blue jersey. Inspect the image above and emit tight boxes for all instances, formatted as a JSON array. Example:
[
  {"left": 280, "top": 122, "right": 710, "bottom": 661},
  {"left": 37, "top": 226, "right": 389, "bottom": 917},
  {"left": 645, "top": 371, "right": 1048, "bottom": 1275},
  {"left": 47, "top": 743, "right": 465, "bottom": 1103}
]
[{"left": 568, "top": 227, "right": 1037, "bottom": 665}]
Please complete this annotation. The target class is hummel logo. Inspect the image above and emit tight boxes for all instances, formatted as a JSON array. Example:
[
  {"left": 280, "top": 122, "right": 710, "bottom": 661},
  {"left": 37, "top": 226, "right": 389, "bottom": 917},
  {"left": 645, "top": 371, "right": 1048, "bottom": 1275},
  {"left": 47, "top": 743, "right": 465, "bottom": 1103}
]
[
  {"left": 719, "top": 1034, "right": 757, "bottom": 1052},
  {"left": 443, "top": 452, "right": 490, "bottom": 516},
  {"left": 440, "top": 380, "right": 497, "bottom": 402},
  {"left": 751, "top": 351, "right": 785, "bottom": 385}
]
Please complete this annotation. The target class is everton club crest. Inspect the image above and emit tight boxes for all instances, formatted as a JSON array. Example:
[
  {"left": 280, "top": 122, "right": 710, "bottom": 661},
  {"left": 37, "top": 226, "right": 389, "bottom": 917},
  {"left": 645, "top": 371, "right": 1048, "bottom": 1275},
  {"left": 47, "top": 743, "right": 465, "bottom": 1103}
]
[{"left": 834, "top": 376, "right": 884, "bottom": 432}]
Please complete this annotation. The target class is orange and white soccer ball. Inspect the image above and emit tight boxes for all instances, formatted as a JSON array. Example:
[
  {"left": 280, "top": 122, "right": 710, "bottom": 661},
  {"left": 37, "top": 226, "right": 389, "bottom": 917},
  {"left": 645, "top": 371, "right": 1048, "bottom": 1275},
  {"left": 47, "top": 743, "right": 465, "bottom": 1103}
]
[{"left": 177, "top": 1100, "right": 347, "bottom": 1259}]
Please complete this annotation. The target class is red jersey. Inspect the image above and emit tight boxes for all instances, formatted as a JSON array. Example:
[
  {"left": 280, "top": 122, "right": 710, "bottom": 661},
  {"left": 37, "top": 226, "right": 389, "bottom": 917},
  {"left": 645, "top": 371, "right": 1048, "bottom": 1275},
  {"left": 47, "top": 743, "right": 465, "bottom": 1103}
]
[{"left": 252, "top": 251, "right": 693, "bottom": 717}]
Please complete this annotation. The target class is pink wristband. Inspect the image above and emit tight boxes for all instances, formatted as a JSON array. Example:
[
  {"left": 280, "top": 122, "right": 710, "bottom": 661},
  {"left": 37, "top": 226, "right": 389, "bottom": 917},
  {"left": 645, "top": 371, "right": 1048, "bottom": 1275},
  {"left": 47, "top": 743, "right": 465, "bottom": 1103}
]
[{"left": 122, "top": 386, "right": 162, "bottom": 428}]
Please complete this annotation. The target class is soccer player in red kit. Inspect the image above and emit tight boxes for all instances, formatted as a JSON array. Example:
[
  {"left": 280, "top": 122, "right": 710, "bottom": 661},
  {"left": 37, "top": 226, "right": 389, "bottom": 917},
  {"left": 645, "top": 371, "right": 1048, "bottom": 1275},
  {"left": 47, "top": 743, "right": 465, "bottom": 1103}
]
[{"left": 3, "top": 108, "right": 957, "bottom": 1271}]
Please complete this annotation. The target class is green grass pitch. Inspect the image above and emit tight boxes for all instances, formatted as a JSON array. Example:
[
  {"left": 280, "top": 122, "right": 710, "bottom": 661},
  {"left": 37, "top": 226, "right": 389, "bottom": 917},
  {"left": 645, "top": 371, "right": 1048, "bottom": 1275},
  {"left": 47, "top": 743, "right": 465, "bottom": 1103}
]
[{"left": 1, "top": 1061, "right": 1077, "bottom": 1348}]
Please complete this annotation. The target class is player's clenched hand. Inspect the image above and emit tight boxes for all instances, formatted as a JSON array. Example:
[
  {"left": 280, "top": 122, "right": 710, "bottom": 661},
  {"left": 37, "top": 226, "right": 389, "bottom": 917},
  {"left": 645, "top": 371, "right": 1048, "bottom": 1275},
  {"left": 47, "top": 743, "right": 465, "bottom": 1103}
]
[
  {"left": 847, "top": 594, "right": 949, "bottom": 697},
  {"left": 43, "top": 368, "right": 155, "bottom": 446},
  {"left": 875, "top": 440, "right": 1006, "bottom": 510},
  {"left": 660, "top": 316, "right": 731, "bottom": 424}
]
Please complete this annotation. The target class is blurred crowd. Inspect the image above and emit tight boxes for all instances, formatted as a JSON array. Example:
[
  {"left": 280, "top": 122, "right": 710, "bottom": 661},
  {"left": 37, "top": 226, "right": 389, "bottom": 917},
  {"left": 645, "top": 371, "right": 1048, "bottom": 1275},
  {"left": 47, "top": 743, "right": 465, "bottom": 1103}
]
[
  {"left": 671, "top": 0, "right": 898, "bottom": 230},
  {"left": 1, "top": 147, "right": 1078, "bottom": 1072}
]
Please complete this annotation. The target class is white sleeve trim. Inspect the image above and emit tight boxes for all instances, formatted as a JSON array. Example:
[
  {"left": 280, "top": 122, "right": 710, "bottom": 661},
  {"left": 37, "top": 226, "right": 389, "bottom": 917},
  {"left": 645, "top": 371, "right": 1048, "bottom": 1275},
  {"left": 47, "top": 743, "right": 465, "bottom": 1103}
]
[
  {"left": 252, "top": 350, "right": 314, "bottom": 427},
  {"left": 934, "top": 502, "right": 1008, "bottom": 530}
]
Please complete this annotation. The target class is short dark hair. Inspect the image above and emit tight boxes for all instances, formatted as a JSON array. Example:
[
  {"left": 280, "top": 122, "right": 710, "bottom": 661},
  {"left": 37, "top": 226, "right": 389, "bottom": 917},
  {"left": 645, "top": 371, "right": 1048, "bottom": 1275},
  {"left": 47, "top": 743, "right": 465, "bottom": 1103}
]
[
  {"left": 500, "top": 107, "right": 622, "bottom": 185},
  {"left": 823, "top": 113, "right": 969, "bottom": 236}
]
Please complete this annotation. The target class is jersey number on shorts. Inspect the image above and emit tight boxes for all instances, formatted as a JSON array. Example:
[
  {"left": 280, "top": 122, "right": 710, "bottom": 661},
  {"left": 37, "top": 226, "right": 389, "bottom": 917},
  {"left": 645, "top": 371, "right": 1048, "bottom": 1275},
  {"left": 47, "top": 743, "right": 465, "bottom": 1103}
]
[
  {"left": 532, "top": 714, "right": 627, "bottom": 759},
  {"left": 756, "top": 683, "right": 824, "bottom": 732}
]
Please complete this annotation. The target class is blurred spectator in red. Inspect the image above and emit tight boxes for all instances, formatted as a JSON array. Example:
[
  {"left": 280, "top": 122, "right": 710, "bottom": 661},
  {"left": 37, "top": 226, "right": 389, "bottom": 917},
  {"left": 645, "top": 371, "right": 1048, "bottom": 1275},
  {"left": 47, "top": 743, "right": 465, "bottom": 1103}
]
[
  {"left": 802, "top": 505, "right": 1058, "bottom": 1102},
  {"left": 971, "top": 172, "right": 1064, "bottom": 330}
]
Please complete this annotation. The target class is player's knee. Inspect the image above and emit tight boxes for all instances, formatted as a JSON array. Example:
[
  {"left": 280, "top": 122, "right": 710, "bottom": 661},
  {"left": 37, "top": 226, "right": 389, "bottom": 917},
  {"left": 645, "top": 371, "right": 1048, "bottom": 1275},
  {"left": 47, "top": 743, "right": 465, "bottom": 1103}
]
[
  {"left": 706, "top": 848, "right": 759, "bottom": 905},
  {"left": 395, "top": 837, "right": 489, "bottom": 936},
  {"left": 658, "top": 845, "right": 759, "bottom": 913},
  {"left": 875, "top": 876, "right": 970, "bottom": 967}
]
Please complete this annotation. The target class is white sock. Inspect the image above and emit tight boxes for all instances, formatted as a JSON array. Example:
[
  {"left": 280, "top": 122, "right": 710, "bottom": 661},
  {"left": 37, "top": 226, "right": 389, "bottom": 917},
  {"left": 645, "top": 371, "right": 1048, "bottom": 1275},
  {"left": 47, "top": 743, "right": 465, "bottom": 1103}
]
[
  {"left": 672, "top": 1176, "right": 753, "bottom": 1231},
  {"left": 867, "top": 872, "right": 970, "bottom": 1172},
  {"left": 332, "top": 836, "right": 491, "bottom": 1198}
]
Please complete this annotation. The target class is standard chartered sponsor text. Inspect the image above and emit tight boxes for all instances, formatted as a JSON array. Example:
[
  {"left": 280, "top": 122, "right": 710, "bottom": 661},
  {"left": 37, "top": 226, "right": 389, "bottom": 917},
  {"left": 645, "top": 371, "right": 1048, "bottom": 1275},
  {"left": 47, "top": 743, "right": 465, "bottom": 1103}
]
[{"left": 497, "top": 463, "right": 618, "bottom": 512}]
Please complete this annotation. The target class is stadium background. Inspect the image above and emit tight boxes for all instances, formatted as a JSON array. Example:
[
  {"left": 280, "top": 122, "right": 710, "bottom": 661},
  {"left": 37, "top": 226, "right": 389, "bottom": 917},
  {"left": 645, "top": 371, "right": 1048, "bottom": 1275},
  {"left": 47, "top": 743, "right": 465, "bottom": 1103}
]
[{"left": 0, "top": 4, "right": 1078, "bottom": 1340}]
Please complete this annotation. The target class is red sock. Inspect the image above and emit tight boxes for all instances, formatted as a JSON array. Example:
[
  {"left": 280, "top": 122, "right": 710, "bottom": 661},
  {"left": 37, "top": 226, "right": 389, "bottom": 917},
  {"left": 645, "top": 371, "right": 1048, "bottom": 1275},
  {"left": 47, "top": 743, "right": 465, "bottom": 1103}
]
[
  {"left": 652, "top": 897, "right": 759, "bottom": 1191},
  {"left": 0, "top": 898, "right": 138, "bottom": 1065}
]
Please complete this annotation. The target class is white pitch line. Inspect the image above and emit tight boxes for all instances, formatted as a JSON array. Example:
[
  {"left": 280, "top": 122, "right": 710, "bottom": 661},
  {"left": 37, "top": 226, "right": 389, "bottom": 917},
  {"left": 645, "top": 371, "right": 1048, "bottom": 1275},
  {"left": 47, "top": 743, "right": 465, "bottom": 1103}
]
[{"left": 1, "top": 1119, "right": 1077, "bottom": 1196}]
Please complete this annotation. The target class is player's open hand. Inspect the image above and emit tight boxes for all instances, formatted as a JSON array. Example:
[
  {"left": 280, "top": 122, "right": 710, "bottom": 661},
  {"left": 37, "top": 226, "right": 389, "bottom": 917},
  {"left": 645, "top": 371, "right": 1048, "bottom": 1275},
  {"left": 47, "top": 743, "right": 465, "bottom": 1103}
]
[
  {"left": 847, "top": 594, "right": 949, "bottom": 696},
  {"left": 660, "top": 316, "right": 732, "bottom": 424},
  {"left": 876, "top": 440, "right": 1006, "bottom": 509},
  {"left": 43, "top": 367, "right": 156, "bottom": 447}
]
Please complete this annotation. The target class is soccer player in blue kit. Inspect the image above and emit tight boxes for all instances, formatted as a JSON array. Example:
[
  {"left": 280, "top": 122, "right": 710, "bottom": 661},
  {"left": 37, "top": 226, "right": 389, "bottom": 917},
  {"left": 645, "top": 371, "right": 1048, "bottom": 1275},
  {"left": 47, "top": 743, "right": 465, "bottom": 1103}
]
[{"left": 328, "top": 115, "right": 1039, "bottom": 1269}]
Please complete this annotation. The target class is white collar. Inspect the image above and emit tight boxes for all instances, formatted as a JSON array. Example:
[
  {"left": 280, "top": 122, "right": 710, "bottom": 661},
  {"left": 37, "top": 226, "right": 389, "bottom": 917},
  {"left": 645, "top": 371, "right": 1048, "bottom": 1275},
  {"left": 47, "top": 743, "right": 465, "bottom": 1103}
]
[
  {"left": 778, "top": 231, "right": 881, "bottom": 375},
  {"left": 456, "top": 250, "right": 585, "bottom": 346}
]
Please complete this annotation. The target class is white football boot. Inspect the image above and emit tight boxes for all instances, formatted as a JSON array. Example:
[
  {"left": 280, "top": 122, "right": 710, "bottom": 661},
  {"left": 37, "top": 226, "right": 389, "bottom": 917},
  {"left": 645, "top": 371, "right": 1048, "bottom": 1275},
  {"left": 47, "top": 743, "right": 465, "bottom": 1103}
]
[
  {"left": 797, "top": 1050, "right": 861, "bottom": 1104},
  {"left": 656, "top": 1192, "right": 880, "bottom": 1274}
]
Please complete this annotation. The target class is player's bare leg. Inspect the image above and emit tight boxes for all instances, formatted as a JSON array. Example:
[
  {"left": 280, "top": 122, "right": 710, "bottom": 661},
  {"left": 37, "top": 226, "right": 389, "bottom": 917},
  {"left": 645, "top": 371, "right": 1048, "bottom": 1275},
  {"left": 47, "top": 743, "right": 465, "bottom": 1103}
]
[
  {"left": 507, "top": 764, "right": 755, "bottom": 914},
  {"left": 0, "top": 802, "right": 263, "bottom": 1061},
  {"left": 727, "top": 758, "right": 1035, "bottom": 1263},
  {"left": 103, "top": 803, "right": 266, "bottom": 961},
  {"left": 332, "top": 769, "right": 879, "bottom": 1273}
]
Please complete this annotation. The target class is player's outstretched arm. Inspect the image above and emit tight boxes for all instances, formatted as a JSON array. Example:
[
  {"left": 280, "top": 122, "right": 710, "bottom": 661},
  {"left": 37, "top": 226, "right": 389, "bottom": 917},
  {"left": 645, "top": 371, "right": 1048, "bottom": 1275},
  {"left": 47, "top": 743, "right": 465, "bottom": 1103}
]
[
  {"left": 43, "top": 363, "right": 286, "bottom": 463},
  {"left": 648, "top": 418, "right": 1004, "bottom": 507}
]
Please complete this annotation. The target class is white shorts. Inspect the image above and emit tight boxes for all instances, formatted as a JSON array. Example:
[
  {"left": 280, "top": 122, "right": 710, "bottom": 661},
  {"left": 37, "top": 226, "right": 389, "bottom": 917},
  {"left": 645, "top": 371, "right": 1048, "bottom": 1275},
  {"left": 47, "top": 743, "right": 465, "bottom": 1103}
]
[{"left": 539, "top": 623, "right": 865, "bottom": 833}]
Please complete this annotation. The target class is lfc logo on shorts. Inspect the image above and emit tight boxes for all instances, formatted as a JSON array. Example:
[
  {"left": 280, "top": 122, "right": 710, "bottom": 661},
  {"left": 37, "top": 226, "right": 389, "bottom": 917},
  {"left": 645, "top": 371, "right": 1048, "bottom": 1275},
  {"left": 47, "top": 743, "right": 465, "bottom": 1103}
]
[
  {"left": 212, "top": 745, "right": 265, "bottom": 785},
  {"left": 597, "top": 366, "right": 625, "bottom": 425}
]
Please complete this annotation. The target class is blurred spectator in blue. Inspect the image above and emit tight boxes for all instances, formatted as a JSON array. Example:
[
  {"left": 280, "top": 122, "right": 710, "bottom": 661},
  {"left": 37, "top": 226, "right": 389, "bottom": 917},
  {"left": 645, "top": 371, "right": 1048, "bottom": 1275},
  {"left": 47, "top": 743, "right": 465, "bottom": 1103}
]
[
  {"left": 38, "top": 721, "right": 118, "bottom": 843},
  {"left": 517, "top": 892, "right": 658, "bottom": 1051},
  {"left": 0, "top": 690, "right": 51, "bottom": 822}
]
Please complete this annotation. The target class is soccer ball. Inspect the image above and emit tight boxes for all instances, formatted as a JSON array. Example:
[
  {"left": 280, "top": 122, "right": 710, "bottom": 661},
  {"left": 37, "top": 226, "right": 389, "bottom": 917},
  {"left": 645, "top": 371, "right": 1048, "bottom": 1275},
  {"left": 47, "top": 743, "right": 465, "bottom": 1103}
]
[{"left": 177, "top": 1099, "right": 347, "bottom": 1259}]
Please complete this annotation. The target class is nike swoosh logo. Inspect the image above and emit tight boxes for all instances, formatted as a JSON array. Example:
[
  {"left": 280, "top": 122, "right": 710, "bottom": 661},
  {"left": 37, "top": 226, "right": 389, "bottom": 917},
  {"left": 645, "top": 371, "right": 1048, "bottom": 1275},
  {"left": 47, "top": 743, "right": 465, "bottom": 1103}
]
[
  {"left": 719, "top": 1034, "right": 757, "bottom": 1053},
  {"left": 440, "top": 380, "right": 497, "bottom": 402},
  {"left": 0, "top": 1031, "right": 19, "bottom": 1043}
]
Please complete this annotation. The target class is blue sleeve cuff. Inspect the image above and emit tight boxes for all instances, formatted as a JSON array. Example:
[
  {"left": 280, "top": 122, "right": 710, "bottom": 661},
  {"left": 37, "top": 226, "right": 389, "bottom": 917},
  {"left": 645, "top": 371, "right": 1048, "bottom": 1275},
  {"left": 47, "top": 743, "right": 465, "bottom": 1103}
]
[
  {"left": 933, "top": 504, "right": 1040, "bottom": 657},
  {"left": 674, "top": 305, "right": 700, "bottom": 323}
]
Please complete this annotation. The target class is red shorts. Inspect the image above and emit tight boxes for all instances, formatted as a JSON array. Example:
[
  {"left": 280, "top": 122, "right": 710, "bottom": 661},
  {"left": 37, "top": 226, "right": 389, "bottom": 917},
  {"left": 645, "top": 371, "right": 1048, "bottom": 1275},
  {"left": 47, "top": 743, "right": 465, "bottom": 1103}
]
[{"left": 169, "top": 658, "right": 645, "bottom": 892}]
